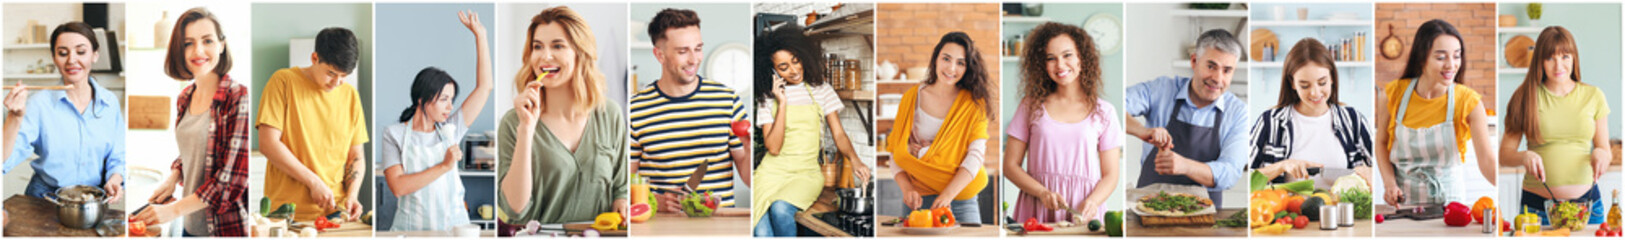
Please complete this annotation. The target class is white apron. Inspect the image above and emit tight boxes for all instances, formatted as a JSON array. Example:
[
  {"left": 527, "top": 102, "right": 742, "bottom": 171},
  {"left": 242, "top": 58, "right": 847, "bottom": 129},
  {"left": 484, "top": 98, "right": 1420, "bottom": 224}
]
[{"left": 391, "top": 121, "right": 473, "bottom": 230}]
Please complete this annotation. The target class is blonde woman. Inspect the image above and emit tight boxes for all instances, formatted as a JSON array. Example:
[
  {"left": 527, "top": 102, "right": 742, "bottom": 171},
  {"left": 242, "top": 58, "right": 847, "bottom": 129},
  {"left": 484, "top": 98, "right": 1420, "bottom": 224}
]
[{"left": 497, "top": 6, "right": 627, "bottom": 233}]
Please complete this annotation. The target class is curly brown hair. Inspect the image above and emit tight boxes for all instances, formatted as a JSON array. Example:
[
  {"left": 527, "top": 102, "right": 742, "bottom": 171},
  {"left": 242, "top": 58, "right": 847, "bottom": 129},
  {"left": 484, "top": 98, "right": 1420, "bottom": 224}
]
[{"left": 1018, "top": 22, "right": 1101, "bottom": 123}]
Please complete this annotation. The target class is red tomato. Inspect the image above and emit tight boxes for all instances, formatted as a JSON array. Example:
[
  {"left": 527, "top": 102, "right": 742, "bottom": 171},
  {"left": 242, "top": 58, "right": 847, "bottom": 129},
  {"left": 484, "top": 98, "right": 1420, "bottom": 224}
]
[
  {"left": 1292, "top": 215, "right": 1309, "bottom": 229},
  {"left": 1598, "top": 229, "right": 1608, "bottom": 237},
  {"left": 1375, "top": 214, "right": 1384, "bottom": 224}
]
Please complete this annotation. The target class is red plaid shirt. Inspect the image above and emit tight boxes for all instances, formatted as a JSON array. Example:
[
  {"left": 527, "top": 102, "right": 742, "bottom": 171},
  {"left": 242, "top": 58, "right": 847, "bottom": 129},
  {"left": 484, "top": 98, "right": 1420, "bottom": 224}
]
[{"left": 171, "top": 75, "right": 250, "bottom": 236}]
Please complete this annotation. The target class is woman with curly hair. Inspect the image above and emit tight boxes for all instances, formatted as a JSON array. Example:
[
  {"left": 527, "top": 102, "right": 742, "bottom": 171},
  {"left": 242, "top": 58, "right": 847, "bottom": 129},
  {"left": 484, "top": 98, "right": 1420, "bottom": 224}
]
[
  {"left": 749, "top": 24, "right": 872, "bottom": 237},
  {"left": 1003, "top": 22, "right": 1120, "bottom": 223},
  {"left": 885, "top": 31, "right": 993, "bottom": 222}
]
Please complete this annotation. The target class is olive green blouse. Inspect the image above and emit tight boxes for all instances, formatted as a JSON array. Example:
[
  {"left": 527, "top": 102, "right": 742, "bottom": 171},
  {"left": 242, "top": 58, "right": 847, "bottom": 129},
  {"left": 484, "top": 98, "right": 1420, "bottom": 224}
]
[{"left": 498, "top": 103, "right": 630, "bottom": 224}]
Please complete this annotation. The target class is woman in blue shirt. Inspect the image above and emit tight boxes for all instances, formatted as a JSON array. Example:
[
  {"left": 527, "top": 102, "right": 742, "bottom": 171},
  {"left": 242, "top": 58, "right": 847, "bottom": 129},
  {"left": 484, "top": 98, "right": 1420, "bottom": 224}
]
[{"left": 1, "top": 21, "right": 127, "bottom": 202}]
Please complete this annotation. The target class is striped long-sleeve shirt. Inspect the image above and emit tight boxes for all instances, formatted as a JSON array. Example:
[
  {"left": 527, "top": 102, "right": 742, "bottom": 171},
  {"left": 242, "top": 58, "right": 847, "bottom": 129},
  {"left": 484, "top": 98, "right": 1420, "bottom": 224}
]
[{"left": 629, "top": 78, "right": 747, "bottom": 207}]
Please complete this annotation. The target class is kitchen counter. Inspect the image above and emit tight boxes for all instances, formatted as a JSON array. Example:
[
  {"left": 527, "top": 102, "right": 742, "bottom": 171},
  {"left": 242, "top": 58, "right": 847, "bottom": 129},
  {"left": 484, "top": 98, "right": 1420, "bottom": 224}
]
[
  {"left": 628, "top": 209, "right": 751, "bottom": 236},
  {"left": 1258, "top": 219, "right": 1373, "bottom": 237},
  {"left": 375, "top": 229, "right": 496, "bottom": 237},
  {"left": 875, "top": 216, "right": 999, "bottom": 237},
  {"left": 293, "top": 220, "right": 373, "bottom": 237},
  {"left": 1124, "top": 208, "right": 1248, "bottom": 237},
  {"left": 3, "top": 194, "right": 124, "bottom": 237},
  {"left": 1373, "top": 205, "right": 1495, "bottom": 236}
]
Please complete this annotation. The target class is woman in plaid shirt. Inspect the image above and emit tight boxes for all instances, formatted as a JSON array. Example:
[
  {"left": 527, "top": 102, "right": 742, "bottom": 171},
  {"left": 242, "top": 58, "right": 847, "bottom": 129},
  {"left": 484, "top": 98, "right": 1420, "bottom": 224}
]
[{"left": 130, "top": 7, "right": 251, "bottom": 237}]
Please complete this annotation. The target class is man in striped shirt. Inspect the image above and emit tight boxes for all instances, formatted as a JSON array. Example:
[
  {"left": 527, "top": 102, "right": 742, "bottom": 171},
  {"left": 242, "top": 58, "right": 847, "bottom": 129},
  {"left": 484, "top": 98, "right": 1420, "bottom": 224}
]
[{"left": 631, "top": 8, "right": 752, "bottom": 213}]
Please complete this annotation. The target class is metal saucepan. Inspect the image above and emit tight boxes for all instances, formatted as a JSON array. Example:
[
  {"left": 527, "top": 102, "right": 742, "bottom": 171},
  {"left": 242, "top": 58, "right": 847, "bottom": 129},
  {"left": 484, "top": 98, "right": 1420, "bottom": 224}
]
[{"left": 44, "top": 185, "right": 107, "bottom": 229}]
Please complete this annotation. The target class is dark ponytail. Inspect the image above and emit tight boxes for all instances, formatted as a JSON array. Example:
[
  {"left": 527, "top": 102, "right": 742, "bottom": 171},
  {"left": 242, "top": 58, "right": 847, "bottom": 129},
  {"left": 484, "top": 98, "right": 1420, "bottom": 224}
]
[{"left": 400, "top": 67, "right": 460, "bottom": 123}]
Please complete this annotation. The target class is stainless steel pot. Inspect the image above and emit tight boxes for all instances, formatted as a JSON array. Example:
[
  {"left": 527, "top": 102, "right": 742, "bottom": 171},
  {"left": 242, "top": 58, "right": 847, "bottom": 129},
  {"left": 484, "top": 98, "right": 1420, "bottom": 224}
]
[
  {"left": 45, "top": 185, "right": 106, "bottom": 229},
  {"left": 836, "top": 188, "right": 872, "bottom": 214}
]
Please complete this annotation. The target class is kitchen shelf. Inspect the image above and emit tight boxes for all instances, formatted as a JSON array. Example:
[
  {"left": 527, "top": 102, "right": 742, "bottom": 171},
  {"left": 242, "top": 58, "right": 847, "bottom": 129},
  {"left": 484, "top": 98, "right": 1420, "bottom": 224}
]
[
  {"left": 1170, "top": 9, "right": 1249, "bottom": 18},
  {"left": 1252, "top": 61, "right": 1373, "bottom": 68},
  {"left": 1251, "top": 20, "right": 1372, "bottom": 27},
  {"left": 806, "top": 7, "right": 874, "bottom": 36}
]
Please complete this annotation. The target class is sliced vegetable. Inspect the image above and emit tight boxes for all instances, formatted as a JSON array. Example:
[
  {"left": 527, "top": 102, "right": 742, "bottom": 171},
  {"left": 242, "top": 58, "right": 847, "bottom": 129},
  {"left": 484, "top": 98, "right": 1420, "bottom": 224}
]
[{"left": 1022, "top": 218, "right": 1053, "bottom": 232}]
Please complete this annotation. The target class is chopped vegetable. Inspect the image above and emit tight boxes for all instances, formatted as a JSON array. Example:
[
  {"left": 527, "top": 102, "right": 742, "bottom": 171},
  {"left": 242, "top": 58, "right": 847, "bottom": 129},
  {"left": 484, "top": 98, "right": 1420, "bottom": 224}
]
[{"left": 1022, "top": 218, "right": 1053, "bottom": 232}]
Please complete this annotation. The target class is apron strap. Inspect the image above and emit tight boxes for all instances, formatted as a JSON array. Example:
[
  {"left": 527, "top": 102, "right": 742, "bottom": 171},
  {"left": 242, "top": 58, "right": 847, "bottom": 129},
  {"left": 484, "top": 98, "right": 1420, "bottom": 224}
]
[{"left": 1394, "top": 79, "right": 1457, "bottom": 127}]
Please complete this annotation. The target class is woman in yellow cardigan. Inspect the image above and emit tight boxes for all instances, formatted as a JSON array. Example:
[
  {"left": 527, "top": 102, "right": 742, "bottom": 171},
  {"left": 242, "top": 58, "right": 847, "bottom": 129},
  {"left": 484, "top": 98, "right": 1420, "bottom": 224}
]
[{"left": 886, "top": 31, "right": 992, "bottom": 223}]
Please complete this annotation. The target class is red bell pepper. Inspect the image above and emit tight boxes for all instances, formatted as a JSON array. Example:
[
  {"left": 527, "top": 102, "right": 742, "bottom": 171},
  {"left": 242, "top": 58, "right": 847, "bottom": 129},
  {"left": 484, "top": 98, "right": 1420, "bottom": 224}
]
[{"left": 1022, "top": 218, "right": 1053, "bottom": 232}]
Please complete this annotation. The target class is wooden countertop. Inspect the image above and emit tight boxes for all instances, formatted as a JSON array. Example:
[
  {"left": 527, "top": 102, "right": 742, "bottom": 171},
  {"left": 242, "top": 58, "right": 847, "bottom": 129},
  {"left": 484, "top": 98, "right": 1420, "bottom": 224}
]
[
  {"left": 3, "top": 195, "right": 124, "bottom": 237},
  {"left": 875, "top": 216, "right": 999, "bottom": 237},
  {"left": 1257, "top": 219, "right": 1373, "bottom": 237},
  {"left": 628, "top": 209, "right": 751, "bottom": 236},
  {"left": 1372, "top": 205, "right": 1495, "bottom": 237},
  {"left": 1124, "top": 208, "right": 1248, "bottom": 237}
]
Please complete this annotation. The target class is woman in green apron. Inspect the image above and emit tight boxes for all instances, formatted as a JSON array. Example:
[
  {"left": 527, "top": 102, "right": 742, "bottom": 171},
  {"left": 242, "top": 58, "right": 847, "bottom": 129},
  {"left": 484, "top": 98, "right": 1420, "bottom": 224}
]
[
  {"left": 750, "top": 24, "right": 871, "bottom": 237},
  {"left": 1376, "top": 19, "right": 1498, "bottom": 207}
]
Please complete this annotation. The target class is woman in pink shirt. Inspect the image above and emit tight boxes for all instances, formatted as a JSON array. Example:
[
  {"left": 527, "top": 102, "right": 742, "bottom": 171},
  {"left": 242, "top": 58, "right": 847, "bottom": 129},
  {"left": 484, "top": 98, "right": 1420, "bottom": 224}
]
[{"left": 1003, "top": 22, "right": 1122, "bottom": 223}]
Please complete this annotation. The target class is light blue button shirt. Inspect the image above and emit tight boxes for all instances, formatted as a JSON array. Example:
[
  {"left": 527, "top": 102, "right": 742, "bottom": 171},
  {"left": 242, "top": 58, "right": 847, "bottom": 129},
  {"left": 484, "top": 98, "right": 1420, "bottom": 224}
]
[
  {"left": 3, "top": 78, "right": 126, "bottom": 198},
  {"left": 1124, "top": 75, "right": 1248, "bottom": 191}
]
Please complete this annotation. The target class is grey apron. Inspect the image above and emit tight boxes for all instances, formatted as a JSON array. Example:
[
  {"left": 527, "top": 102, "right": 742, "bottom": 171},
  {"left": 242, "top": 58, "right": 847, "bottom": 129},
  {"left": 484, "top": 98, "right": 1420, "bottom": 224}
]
[{"left": 1136, "top": 100, "right": 1226, "bottom": 206}]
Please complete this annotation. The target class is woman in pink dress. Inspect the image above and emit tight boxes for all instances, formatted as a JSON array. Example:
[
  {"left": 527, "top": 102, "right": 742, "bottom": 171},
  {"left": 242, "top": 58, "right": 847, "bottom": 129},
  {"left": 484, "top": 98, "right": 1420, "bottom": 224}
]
[{"left": 1003, "top": 22, "right": 1122, "bottom": 223}]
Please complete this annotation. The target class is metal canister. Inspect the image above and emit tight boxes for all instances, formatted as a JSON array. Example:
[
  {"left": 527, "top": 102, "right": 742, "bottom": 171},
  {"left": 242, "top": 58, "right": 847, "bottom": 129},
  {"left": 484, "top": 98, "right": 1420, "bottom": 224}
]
[
  {"left": 1339, "top": 202, "right": 1355, "bottom": 227},
  {"left": 1319, "top": 205, "right": 1339, "bottom": 230},
  {"left": 1481, "top": 208, "right": 1496, "bottom": 233}
]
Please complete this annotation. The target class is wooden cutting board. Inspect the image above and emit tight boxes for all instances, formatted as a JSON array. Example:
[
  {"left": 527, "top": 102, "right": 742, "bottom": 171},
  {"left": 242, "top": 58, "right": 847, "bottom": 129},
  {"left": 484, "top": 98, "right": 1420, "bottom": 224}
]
[
  {"left": 1134, "top": 213, "right": 1216, "bottom": 227},
  {"left": 1019, "top": 224, "right": 1109, "bottom": 236},
  {"left": 3, "top": 194, "right": 125, "bottom": 237},
  {"left": 562, "top": 224, "right": 629, "bottom": 236}
]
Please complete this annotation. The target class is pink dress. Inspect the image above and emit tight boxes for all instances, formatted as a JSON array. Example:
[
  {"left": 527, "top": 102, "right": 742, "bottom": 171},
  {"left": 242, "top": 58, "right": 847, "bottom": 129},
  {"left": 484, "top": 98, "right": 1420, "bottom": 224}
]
[{"left": 1009, "top": 99, "right": 1122, "bottom": 223}]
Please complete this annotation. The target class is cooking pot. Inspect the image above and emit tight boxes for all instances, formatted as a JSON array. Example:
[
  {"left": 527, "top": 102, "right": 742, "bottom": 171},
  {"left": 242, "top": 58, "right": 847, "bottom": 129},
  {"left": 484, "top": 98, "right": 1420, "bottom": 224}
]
[{"left": 45, "top": 185, "right": 106, "bottom": 229}]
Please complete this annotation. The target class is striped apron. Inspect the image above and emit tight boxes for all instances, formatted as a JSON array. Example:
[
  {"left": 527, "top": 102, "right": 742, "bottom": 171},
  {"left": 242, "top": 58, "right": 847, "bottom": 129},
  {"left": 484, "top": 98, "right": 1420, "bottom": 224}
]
[{"left": 1389, "top": 80, "right": 1464, "bottom": 205}]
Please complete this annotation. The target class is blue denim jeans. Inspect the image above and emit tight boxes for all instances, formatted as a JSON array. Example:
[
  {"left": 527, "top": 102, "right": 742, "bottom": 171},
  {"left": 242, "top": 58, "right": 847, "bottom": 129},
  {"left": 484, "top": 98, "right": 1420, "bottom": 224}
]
[
  {"left": 753, "top": 200, "right": 800, "bottom": 237},
  {"left": 913, "top": 195, "right": 981, "bottom": 224}
]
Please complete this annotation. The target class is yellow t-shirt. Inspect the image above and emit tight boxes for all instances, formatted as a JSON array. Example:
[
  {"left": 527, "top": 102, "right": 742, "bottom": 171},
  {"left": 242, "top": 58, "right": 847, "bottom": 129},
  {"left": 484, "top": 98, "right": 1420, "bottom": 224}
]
[
  {"left": 1523, "top": 84, "right": 1609, "bottom": 188},
  {"left": 256, "top": 67, "right": 370, "bottom": 221},
  {"left": 1381, "top": 78, "right": 1482, "bottom": 163}
]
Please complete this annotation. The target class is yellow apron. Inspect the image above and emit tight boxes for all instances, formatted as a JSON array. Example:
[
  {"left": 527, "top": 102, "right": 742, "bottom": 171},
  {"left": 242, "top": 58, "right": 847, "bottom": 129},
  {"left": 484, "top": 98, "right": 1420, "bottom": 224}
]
[{"left": 750, "top": 87, "right": 827, "bottom": 227}]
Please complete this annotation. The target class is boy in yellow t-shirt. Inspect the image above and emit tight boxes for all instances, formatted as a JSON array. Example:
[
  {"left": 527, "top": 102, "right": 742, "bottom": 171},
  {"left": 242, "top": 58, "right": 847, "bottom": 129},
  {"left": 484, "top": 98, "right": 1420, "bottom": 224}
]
[{"left": 256, "top": 27, "right": 369, "bottom": 222}]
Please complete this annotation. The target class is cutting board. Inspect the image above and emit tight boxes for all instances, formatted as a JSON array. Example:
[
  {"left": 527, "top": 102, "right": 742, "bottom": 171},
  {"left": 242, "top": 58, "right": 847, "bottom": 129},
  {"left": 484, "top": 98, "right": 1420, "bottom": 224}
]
[
  {"left": 3, "top": 195, "right": 125, "bottom": 237},
  {"left": 1135, "top": 214, "right": 1216, "bottom": 227},
  {"left": 1019, "top": 224, "right": 1109, "bottom": 236},
  {"left": 562, "top": 224, "right": 628, "bottom": 236}
]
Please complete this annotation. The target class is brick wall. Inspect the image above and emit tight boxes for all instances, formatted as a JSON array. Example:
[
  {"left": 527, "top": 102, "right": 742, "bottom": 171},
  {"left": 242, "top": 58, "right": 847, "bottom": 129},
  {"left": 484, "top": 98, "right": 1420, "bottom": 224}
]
[
  {"left": 1375, "top": 3, "right": 1498, "bottom": 111},
  {"left": 876, "top": 3, "right": 1002, "bottom": 169}
]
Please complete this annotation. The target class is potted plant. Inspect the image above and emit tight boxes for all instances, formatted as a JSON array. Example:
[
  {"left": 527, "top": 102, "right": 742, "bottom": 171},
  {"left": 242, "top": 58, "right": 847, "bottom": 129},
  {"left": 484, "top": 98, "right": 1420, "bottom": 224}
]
[{"left": 1527, "top": 3, "right": 1544, "bottom": 27}]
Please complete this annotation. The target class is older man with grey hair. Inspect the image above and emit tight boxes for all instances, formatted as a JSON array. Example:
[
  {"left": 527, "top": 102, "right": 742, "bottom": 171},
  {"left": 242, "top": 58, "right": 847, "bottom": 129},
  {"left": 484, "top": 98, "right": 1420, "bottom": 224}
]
[{"left": 1123, "top": 29, "right": 1247, "bottom": 206}]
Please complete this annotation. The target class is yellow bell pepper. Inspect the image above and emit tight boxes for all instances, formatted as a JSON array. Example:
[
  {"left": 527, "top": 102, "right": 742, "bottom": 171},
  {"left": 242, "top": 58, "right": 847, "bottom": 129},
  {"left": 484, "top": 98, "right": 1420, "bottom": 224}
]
[{"left": 907, "top": 210, "right": 934, "bottom": 228}]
